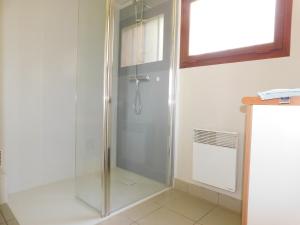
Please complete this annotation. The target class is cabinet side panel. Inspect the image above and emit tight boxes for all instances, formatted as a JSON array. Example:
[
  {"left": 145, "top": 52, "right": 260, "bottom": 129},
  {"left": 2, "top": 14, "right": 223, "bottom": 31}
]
[
  {"left": 242, "top": 106, "right": 253, "bottom": 225},
  {"left": 248, "top": 105, "right": 300, "bottom": 225}
]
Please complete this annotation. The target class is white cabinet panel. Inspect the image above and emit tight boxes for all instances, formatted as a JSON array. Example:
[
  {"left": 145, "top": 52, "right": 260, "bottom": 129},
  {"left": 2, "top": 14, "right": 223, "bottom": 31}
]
[{"left": 247, "top": 105, "right": 300, "bottom": 225}]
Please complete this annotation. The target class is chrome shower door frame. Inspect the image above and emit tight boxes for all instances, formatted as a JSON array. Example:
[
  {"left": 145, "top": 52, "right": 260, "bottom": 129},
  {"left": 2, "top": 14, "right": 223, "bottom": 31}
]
[
  {"left": 101, "top": 0, "right": 179, "bottom": 217},
  {"left": 102, "top": 0, "right": 114, "bottom": 217}
]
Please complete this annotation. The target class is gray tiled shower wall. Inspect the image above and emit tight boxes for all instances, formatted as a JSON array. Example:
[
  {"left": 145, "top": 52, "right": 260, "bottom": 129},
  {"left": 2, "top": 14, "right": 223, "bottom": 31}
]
[
  {"left": 116, "top": 70, "right": 170, "bottom": 183},
  {"left": 115, "top": 1, "right": 173, "bottom": 184}
]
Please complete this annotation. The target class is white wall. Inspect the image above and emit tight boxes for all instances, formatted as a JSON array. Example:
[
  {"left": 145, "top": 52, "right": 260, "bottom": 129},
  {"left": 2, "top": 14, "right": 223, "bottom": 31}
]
[
  {"left": 175, "top": 1, "right": 300, "bottom": 200},
  {"left": 1, "top": 0, "right": 78, "bottom": 193},
  {"left": 0, "top": 0, "right": 6, "bottom": 203}
]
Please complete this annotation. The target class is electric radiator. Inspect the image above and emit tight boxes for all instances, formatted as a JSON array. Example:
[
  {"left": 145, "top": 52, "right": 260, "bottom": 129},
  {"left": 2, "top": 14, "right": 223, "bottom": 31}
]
[{"left": 192, "top": 129, "right": 238, "bottom": 192}]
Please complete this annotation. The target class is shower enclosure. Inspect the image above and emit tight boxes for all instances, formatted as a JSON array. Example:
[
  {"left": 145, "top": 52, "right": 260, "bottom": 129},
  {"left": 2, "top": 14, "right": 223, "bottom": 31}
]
[{"left": 75, "top": 0, "right": 177, "bottom": 217}]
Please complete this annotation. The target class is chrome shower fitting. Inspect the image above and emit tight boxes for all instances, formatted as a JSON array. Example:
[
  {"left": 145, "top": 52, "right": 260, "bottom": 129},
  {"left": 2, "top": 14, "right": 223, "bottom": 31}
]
[
  {"left": 133, "top": 79, "right": 142, "bottom": 115},
  {"left": 134, "top": 0, "right": 151, "bottom": 23},
  {"left": 128, "top": 75, "right": 150, "bottom": 115}
]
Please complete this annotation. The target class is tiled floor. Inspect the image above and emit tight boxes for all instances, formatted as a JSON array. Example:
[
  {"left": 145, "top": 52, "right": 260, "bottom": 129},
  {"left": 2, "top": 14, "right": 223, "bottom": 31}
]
[
  {"left": 8, "top": 178, "right": 241, "bottom": 225},
  {"left": 98, "top": 190, "right": 241, "bottom": 225},
  {"left": 0, "top": 204, "right": 20, "bottom": 225}
]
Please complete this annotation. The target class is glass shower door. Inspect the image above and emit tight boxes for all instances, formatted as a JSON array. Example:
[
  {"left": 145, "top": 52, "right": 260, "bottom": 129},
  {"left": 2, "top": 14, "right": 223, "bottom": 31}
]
[
  {"left": 75, "top": 0, "right": 175, "bottom": 216},
  {"left": 110, "top": 0, "right": 175, "bottom": 212},
  {"left": 75, "top": 0, "right": 107, "bottom": 214}
]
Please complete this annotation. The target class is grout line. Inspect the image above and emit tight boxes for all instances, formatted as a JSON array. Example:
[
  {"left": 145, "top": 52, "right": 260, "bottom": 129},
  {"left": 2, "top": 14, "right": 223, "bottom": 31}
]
[
  {"left": 0, "top": 205, "right": 18, "bottom": 225},
  {"left": 107, "top": 187, "right": 171, "bottom": 219},
  {"left": 193, "top": 222, "right": 203, "bottom": 225},
  {"left": 112, "top": 188, "right": 239, "bottom": 225},
  {"left": 154, "top": 190, "right": 218, "bottom": 223},
  {"left": 162, "top": 206, "right": 200, "bottom": 223},
  {"left": 194, "top": 205, "right": 219, "bottom": 224},
  {"left": 132, "top": 190, "right": 196, "bottom": 222},
  {"left": 0, "top": 205, "right": 10, "bottom": 225},
  {"left": 136, "top": 205, "right": 163, "bottom": 222},
  {"left": 129, "top": 205, "right": 164, "bottom": 223},
  {"left": 131, "top": 190, "right": 193, "bottom": 222}
]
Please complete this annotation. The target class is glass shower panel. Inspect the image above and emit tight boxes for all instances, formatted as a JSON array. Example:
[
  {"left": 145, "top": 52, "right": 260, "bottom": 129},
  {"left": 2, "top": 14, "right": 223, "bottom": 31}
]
[
  {"left": 110, "top": 0, "right": 174, "bottom": 212},
  {"left": 75, "top": 0, "right": 107, "bottom": 213}
]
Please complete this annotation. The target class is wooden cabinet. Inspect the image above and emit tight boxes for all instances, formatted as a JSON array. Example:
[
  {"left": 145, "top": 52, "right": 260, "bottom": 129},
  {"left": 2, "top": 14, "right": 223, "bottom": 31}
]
[{"left": 242, "top": 97, "right": 300, "bottom": 225}]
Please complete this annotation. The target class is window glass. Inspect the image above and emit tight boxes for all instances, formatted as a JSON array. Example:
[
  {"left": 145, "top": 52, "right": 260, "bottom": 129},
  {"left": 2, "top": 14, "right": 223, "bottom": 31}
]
[
  {"left": 121, "top": 14, "right": 164, "bottom": 67},
  {"left": 189, "top": 0, "right": 277, "bottom": 56}
]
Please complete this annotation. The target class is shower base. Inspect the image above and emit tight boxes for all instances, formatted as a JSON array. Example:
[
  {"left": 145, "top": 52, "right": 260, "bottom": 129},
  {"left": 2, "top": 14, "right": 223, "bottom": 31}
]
[
  {"left": 7, "top": 167, "right": 166, "bottom": 225},
  {"left": 77, "top": 167, "right": 166, "bottom": 212}
]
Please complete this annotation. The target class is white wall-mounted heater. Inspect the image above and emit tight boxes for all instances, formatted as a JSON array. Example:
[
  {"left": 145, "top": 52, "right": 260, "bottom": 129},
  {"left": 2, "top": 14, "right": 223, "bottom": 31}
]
[{"left": 192, "top": 129, "right": 238, "bottom": 192}]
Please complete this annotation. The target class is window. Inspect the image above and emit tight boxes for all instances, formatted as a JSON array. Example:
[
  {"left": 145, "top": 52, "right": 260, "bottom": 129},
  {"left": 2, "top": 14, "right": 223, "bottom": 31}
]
[
  {"left": 121, "top": 15, "right": 164, "bottom": 67},
  {"left": 180, "top": 0, "right": 293, "bottom": 68}
]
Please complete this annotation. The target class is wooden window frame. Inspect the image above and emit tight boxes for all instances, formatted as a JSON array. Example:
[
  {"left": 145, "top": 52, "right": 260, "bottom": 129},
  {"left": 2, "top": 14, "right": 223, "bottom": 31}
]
[{"left": 180, "top": 0, "right": 293, "bottom": 68}]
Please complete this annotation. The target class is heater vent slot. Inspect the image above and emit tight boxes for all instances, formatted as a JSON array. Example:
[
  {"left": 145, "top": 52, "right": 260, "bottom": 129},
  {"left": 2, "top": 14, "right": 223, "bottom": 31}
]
[{"left": 194, "top": 129, "right": 238, "bottom": 149}]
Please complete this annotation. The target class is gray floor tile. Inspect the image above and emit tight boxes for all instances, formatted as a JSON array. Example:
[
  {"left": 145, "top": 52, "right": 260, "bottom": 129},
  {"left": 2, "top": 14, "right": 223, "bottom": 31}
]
[
  {"left": 0, "top": 204, "right": 20, "bottom": 225},
  {"left": 163, "top": 192, "right": 216, "bottom": 221},
  {"left": 197, "top": 207, "right": 241, "bottom": 225},
  {"left": 0, "top": 204, "right": 16, "bottom": 221},
  {"left": 122, "top": 200, "right": 161, "bottom": 221},
  {"left": 0, "top": 214, "right": 5, "bottom": 224},
  {"left": 1, "top": 188, "right": 241, "bottom": 225},
  {"left": 98, "top": 214, "right": 134, "bottom": 225},
  {"left": 137, "top": 208, "right": 194, "bottom": 225},
  {"left": 151, "top": 190, "right": 188, "bottom": 206},
  {"left": 6, "top": 220, "right": 20, "bottom": 225}
]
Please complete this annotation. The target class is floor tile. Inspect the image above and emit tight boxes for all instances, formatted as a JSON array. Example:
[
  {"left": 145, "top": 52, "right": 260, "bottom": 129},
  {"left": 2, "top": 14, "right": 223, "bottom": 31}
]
[
  {"left": 218, "top": 194, "right": 242, "bottom": 213},
  {"left": 7, "top": 220, "right": 20, "bottom": 225},
  {"left": 98, "top": 214, "right": 134, "bottom": 225},
  {"left": 188, "top": 184, "right": 219, "bottom": 205},
  {"left": 151, "top": 190, "right": 187, "bottom": 206},
  {"left": 163, "top": 192, "right": 216, "bottom": 221},
  {"left": 122, "top": 200, "right": 161, "bottom": 221},
  {"left": 0, "top": 213, "right": 5, "bottom": 224},
  {"left": 197, "top": 207, "right": 241, "bottom": 225},
  {"left": 0, "top": 204, "right": 16, "bottom": 221},
  {"left": 137, "top": 208, "right": 194, "bottom": 225}
]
